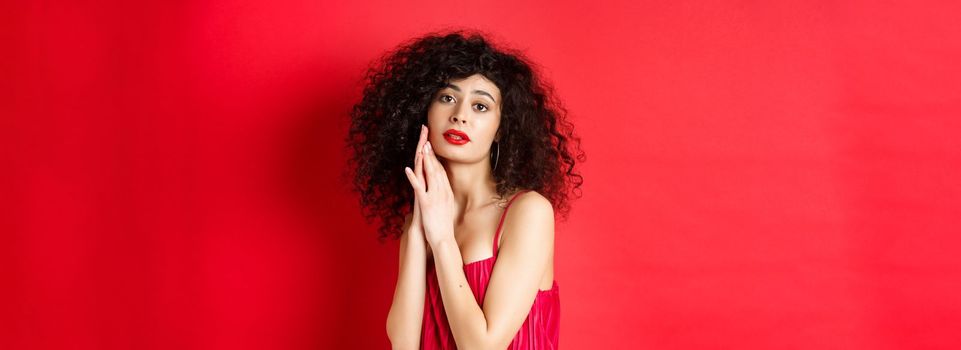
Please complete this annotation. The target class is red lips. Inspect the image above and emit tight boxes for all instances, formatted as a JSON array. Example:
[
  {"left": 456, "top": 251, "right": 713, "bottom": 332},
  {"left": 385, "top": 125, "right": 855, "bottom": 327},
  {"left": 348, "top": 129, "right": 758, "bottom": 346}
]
[{"left": 443, "top": 129, "right": 470, "bottom": 145}]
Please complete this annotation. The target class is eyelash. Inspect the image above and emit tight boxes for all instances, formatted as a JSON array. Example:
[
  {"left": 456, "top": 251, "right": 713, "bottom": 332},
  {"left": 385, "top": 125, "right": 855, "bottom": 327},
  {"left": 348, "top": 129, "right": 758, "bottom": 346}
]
[{"left": 439, "top": 94, "right": 489, "bottom": 112}]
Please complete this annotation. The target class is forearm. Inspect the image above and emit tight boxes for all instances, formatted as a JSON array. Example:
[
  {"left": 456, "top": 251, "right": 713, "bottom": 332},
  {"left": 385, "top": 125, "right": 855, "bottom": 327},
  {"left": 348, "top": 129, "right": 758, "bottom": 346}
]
[
  {"left": 432, "top": 237, "right": 489, "bottom": 349},
  {"left": 386, "top": 230, "right": 428, "bottom": 348}
]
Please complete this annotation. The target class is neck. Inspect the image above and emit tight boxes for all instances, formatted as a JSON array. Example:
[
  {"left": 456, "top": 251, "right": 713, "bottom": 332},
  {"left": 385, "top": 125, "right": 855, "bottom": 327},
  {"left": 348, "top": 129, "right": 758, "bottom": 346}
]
[{"left": 438, "top": 157, "right": 499, "bottom": 223}]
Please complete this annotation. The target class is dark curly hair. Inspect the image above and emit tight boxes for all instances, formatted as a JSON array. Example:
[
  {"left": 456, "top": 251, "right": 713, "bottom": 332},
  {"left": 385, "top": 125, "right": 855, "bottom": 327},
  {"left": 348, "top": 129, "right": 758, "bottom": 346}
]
[{"left": 345, "top": 29, "right": 585, "bottom": 242}]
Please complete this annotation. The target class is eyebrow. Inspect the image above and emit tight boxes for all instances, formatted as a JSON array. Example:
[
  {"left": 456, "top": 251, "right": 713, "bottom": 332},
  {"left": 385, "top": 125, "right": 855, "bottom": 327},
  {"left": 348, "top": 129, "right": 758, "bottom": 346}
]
[{"left": 444, "top": 83, "right": 497, "bottom": 104}]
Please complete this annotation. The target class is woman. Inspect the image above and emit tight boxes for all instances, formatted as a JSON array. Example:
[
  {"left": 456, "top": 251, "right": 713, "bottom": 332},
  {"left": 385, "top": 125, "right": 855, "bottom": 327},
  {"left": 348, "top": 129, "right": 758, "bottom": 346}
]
[{"left": 346, "top": 29, "right": 584, "bottom": 349}]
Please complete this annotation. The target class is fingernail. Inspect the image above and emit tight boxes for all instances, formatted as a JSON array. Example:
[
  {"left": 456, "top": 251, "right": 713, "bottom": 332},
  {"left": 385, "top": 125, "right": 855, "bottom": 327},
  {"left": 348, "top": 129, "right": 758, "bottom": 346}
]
[{"left": 426, "top": 141, "right": 431, "bottom": 152}]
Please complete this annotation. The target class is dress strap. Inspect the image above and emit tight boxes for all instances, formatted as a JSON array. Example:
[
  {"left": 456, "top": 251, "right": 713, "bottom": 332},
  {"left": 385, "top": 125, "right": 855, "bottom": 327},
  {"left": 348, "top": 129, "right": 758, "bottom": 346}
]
[{"left": 493, "top": 190, "right": 532, "bottom": 257}]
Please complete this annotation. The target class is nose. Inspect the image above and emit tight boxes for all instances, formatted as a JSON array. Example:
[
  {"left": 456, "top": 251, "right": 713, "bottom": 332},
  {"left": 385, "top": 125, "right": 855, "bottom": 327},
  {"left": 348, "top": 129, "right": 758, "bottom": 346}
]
[{"left": 450, "top": 103, "right": 470, "bottom": 124}]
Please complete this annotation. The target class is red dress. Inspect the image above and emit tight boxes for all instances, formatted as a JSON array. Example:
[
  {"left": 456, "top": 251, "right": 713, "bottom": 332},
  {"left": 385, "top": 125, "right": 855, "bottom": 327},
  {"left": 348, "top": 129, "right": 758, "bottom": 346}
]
[{"left": 421, "top": 190, "right": 560, "bottom": 349}]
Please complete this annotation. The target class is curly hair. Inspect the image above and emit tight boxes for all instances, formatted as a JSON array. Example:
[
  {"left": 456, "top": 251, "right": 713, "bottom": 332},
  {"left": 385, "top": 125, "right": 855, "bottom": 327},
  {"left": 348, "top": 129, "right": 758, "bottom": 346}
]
[{"left": 345, "top": 29, "right": 585, "bottom": 242}]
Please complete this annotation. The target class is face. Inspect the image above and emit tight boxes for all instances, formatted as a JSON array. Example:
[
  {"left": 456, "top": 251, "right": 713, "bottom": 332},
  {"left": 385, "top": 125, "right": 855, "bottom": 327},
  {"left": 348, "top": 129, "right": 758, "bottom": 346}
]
[{"left": 426, "top": 73, "right": 502, "bottom": 165}]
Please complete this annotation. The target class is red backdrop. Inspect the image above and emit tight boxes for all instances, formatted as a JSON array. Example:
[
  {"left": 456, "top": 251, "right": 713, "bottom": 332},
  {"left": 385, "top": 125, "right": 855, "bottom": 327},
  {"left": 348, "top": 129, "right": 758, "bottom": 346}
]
[{"left": 4, "top": 0, "right": 960, "bottom": 349}]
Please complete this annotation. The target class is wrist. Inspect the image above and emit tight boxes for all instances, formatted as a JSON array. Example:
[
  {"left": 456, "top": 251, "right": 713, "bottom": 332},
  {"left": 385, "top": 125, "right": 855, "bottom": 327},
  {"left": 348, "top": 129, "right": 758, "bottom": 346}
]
[
  {"left": 404, "top": 235, "right": 426, "bottom": 252},
  {"left": 426, "top": 225, "right": 454, "bottom": 246},
  {"left": 402, "top": 226, "right": 424, "bottom": 245},
  {"left": 429, "top": 235, "right": 457, "bottom": 256}
]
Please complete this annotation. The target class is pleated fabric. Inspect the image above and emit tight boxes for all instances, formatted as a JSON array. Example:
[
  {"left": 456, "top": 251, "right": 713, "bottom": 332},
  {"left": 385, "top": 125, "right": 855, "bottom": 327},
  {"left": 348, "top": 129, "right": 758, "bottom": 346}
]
[{"left": 421, "top": 190, "right": 560, "bottom": 349}]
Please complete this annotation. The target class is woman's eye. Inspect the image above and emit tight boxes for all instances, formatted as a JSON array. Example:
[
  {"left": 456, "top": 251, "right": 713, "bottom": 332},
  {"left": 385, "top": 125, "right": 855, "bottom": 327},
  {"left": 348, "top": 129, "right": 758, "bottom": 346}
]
[
  {"left": 475, "top": 104, "right": 488, "bottom": 112},
  {"left": 440, "top": 95, "right": 454, "bottom": 103}
]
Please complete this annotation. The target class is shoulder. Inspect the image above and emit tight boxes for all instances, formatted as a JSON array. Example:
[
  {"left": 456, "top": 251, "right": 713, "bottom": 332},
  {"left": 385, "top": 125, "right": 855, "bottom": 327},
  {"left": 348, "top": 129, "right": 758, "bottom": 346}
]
[
  {"left": 503, "top": 190, "right": 555, "bottom": 237},
  {"left": 498, "top": 190, "right": 554, "bottom": 259},
  {"left": 509, "top": 190, "right": 554, "bottom": 218}
]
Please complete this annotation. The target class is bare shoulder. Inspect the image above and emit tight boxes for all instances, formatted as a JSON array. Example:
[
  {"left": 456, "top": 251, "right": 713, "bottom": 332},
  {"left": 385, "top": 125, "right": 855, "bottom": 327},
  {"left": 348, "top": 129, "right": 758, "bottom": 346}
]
[
  {"left": 501, "top": 190, "right": 555, "bottom": 241},
  {"left": 496, "top": 190, "right": 555, "bottom": 281},
  {"left": 509, "top": 190, "right": 554, "bottom": 218}
]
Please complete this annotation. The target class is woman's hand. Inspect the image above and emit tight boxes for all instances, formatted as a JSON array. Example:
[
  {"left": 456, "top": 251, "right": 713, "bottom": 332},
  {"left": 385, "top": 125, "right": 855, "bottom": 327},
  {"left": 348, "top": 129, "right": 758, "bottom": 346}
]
[
  {"left": 405, "top": 125, "right": 429, "bottom": 249},
  {"left": 404, "top": 127, "right": 456, "bottom": 248}
]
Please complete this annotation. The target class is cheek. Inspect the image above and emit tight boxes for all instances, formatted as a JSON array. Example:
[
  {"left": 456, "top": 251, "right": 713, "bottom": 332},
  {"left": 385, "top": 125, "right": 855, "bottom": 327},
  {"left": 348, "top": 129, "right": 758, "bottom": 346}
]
[
  {"left": 426, "top": 105, "right": 448, "bottom": 135},
  {"left": 426, "top": 122, "right": 443, "bottom": 144},
  {"left": 426, "top": 103, "right": 445, "bottom": 123}
]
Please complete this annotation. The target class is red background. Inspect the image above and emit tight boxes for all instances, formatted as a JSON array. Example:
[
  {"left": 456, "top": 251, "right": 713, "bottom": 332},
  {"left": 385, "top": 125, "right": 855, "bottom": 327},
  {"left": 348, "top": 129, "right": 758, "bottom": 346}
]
[{"left": 4, "top": 0, "right": 961, "bottom": 349}]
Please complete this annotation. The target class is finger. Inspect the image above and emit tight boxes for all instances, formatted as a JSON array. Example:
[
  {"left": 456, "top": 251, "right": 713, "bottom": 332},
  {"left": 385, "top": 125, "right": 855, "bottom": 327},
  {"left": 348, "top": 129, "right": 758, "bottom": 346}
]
[
  {"left": 422, "top": 141, "right": 434, "bottom": 190},
  {"left": 404, "top": 167, "right": 424, "bottom": 194},
  {"left": 414, "top": 125, "right": 427, "bottom": 183},
  {"left": 411, "top": 125, "right": 424, "bottom": 168},
  {"left": 430, "top": 140, "right": 447, "bottom": 180},
  {"left": 404, "top": 166, "right": 416, "bottom": 189},
  {"left": 432, "top": 151, "right": 451, "bottom": 185},
  {"left": 415, "top": 124, "right": 428, "bottom": 158},
  {"left": 425, "top": 141, "right": 445, "bottom": 188},
  {"left": 408, "top": 167, "right": 423, "bottom": 224},
  {"left": 412, "top": 184, "right": 420, "bottom": 214},
  {"left": 404, "top": 166, "right": 420, "bottom": 201}
]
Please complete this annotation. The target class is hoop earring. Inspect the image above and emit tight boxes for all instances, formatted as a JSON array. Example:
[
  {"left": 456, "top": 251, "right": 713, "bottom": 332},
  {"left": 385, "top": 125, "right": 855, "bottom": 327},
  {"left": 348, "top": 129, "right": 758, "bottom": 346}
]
[{"left": 491, "top": 141, "right": 500, "bottom": 171}]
